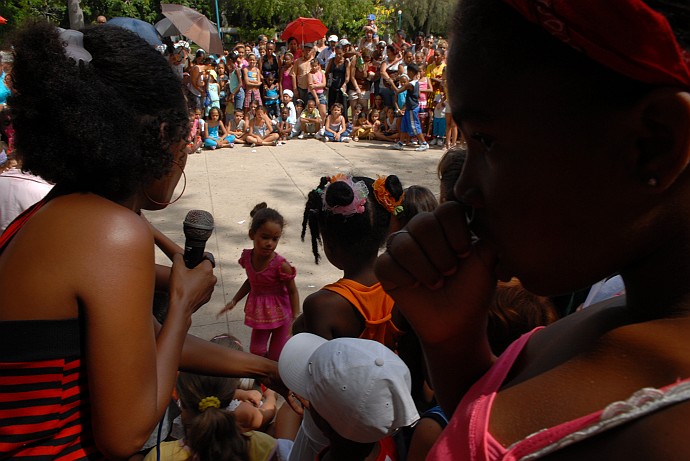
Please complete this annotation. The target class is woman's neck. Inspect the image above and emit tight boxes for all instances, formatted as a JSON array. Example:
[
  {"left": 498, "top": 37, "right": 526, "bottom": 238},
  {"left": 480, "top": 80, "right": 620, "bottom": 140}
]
[{"left": 621, "top": 230, "right": 690, "bottom": 319}]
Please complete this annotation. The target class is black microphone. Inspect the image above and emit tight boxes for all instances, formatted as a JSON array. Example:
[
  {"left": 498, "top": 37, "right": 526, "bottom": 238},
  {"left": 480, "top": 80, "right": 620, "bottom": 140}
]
[{"left": 183, "top": 210, "right": 214, "bottom": 268}]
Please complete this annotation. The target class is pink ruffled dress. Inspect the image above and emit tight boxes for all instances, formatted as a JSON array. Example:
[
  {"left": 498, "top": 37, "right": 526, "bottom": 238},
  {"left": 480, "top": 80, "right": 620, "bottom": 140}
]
[{"left": 239, "top": 249, "right": 296, "bottom": 330}]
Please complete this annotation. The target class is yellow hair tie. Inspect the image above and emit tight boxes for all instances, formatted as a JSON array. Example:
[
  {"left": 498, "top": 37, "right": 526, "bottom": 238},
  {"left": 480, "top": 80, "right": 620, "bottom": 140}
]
[
  {"left": 373, "top": 175, "right": 405, "bottom": 216},
  {"left": 198, "top": 396, "right": 221, "bottom": 412}
]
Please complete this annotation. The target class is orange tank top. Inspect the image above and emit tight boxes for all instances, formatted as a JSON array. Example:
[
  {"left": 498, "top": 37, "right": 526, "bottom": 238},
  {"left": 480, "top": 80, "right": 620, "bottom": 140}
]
[{"left": 322, "top": 278, "right": 402, "bottom": 350}]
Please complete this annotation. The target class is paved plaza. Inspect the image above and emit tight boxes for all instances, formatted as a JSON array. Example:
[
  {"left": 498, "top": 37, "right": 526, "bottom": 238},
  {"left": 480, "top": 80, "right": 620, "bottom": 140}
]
[{"left": 146, "top": 138, "right": 446, "bottom": 346}]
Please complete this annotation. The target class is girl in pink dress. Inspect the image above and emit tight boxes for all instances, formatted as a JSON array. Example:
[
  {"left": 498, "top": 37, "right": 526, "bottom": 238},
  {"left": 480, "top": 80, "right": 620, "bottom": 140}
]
[{"left": 218, "top": 203, "right": 299, "bottom": 360}]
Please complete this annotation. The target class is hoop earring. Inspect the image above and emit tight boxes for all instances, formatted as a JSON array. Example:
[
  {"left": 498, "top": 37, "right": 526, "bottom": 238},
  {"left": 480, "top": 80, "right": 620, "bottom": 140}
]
[{"left": 144, "top": 161, "right": 187, "bottom": 206}]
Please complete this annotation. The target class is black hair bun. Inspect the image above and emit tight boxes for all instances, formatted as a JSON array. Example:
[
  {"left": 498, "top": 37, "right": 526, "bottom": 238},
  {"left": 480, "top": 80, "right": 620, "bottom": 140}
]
[
  {"left": 250, "top": 202, "right": 268, "bottom": 217},
  {"left": 325, "top": 180, "right": 354, "bottom": 208}
]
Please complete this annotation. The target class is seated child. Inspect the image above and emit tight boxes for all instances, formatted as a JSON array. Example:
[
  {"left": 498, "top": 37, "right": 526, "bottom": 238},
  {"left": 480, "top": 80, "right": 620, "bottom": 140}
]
[
  {"left": 245, "top": 105, "right": 280, "bottom": 147},
  {"left": 226, "top": 108, "right": 247, "bottom": 144},
  {"left": 204, "top": 107, "right": 234, "bottom": 149},
  {"left": 277, "top": 106, "right": 293, "bottom": 143},
  {"left": 322, "top": 103, "right": 350, "bottom": 142},
  {"left": 382, "top": 107, "right": 400, "bottom": 141},
  {"left": 297, "top": 99, "right": 321, "bottom": 138},
  {"left": 351, "top": 109, "right": 373, "bottom": 141}
]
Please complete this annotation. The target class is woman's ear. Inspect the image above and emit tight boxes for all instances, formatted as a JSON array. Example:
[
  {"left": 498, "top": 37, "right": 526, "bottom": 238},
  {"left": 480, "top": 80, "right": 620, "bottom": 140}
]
[{"left": 633, "top": 89, "right": 690, "bottom": 191}]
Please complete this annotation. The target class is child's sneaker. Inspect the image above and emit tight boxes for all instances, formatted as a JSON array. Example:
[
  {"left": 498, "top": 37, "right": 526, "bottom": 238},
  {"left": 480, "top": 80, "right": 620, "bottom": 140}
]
[
  {"left": 228, "top": 143, "right": 235, "bottom": 148},
  {"left": 353, "top": 137, "right": 359, "bottom": 142},
  {"left": 410, "top": 139, "right": 419, "bottom": 145},
  {"left": 297, "top": 134, "right": 304, "bottom": 139},
  {"left": 342, "top": 136, "right": 351, "bottom": 143},
  {"left": 323, "top": 137, "right": 329, "bottom": 142},
  {"left": 415, "top": 142, "right": 430, "bottom": 152},
  {"left": 250, "top": 142, "right": 256, "bottom": 148},
  {"left": 391, "top": 141, "right": 405, "bottom": 150}
]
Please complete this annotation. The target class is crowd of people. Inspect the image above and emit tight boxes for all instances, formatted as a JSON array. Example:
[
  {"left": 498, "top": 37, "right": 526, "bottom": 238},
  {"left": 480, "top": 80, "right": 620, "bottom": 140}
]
[
  {"left": 2, "top": 0, "right": 690, "bottom": 460},
  {"left": 169, "top": 22, "right": 456, "bottom": 151}
]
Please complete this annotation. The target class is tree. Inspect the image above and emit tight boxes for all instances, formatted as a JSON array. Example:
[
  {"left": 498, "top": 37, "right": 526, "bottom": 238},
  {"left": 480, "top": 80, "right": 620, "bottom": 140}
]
[{"left": 397, "top": 0, "right": 454, "bottom": 37}]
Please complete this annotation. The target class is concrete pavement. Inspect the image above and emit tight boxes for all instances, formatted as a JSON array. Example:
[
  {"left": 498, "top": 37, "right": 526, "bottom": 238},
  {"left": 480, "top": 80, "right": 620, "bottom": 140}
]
[{"left": 146, "top": 138, "right": 446, "bottom": 347}]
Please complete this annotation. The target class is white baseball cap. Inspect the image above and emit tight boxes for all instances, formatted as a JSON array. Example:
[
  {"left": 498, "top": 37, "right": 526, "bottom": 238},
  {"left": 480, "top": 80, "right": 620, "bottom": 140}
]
[
  {"left": 282, "top": 89, "right": 293, "bottom": 98},
  {"left": 328, "top": 35, "right": 339, "bottom": 43},
  {"left": 279, "top": 333, "right": 419, "bottom": 444}
]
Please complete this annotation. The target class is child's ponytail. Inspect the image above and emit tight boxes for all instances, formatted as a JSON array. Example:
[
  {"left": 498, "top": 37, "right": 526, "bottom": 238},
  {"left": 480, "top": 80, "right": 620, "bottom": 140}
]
[
  {"left": 185, "top": 408, "right": 248, "bottom": 461},
  {"left": 176, "top": 372, "right": 248, "bottom": 461}
]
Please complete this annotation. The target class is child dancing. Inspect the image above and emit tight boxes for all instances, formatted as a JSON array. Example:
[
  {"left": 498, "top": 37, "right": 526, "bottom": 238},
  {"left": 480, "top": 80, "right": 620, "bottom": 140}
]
[{"left": 218, "top": 203, "right": 299, "bottom": 361}]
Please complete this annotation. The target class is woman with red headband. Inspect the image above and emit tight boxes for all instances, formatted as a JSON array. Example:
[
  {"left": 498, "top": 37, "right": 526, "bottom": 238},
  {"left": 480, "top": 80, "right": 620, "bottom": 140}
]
[{"left": 376, "top": 0, "right": 690, "bottom": 459}]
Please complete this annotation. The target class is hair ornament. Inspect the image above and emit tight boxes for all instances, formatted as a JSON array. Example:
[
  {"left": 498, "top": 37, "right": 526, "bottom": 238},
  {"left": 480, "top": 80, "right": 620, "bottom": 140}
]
[
  {"left": 322, "top": 174, "right": 369, "bottom": 217},
  {"left": 58, "top": 28, "right": 92, "bottom": 65},
  {"left": 373, "top": 176, "right": 404, "bottom": 216},
  {"left": 198, "top": 396, "right": 221, "bottom": 412}
]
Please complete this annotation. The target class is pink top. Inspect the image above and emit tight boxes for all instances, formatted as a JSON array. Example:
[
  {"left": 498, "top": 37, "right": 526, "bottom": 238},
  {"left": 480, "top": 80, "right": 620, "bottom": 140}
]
[
  {"left": 428, "top": 328, "right": 690, "bottom": 460},
  {"left": 281, "top": 68, "right": 294, "bottom": 92},
  {"left": 311, "top": 70, "right": 325, "bottom": 94},
  {"left": 418, "top": 78, "right": 429, "bottom": 104},
  {"left": 239, "top": 249, "right": 296, "bottom": 330}
]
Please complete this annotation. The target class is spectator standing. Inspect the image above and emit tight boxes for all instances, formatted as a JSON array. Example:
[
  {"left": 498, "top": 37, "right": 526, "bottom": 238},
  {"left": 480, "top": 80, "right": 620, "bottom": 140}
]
[
  {"left": 292, "top": 42, "right": 315, "bottom": 104},
  {"left": 325, "top": 46, "right": 349, "bottom": 117},
  {"left": 316, "top": 35, "right": 337, "bottom": 68}
]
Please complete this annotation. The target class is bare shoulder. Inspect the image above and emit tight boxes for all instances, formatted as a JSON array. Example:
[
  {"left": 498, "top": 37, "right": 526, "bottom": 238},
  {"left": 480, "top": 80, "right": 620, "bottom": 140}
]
[
  {"left": 280, "top": 260, "right": 295, "bottom": 275},
  {"left": 303, "top": 289, "right": 364, "bottom": 338}
]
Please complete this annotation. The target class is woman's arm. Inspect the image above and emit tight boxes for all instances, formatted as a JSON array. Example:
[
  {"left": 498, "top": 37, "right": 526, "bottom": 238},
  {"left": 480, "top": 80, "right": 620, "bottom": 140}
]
[
  {"left": 344, "top": 64, "right": 351, "bottom": 93},
  {"left": 78, "top": 205, "right": 216, "bottom": 459}
]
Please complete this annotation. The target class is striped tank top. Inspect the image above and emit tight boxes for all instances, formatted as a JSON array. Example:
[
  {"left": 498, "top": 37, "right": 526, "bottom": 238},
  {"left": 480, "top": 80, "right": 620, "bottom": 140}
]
[{"left": 0, "top": 199, "right": 103, "bottom": 460}]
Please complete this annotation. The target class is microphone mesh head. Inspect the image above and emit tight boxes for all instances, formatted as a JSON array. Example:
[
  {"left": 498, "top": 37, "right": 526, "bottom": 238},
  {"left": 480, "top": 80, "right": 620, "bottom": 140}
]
[{"left": 183, "top": 210, "right": 214, "bottom": 240}]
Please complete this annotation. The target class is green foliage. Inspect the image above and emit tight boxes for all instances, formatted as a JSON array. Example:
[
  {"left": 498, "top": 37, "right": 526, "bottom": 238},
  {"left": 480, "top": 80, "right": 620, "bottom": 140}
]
[{"left": 0, "top": 0, "right": 453, "bottom": 48}]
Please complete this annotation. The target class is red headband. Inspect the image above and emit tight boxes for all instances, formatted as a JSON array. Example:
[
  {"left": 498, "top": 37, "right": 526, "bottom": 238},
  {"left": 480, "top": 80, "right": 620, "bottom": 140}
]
[{"left": 503, "top": 0, "right": 690, "bottom": 88}]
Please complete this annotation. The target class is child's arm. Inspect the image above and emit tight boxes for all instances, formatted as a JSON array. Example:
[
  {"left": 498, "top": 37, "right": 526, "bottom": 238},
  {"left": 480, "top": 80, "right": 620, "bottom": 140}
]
[
  {"left": 396, "top": 82, "right": 413, "bottom": 94},
  {"left": 282, "top": 261, "right": 300, "bottom": 319},
  {"left": 217, "top": 278, "right": 251, "bottom": 317},
  {"left": 234, "top": 388, "right": 263, "bottom": 406},
  {"left": 337, "top": 116, "right": 346, "bottom": 136},
  {"left": 218, "top": 120, "right": 228, "bottom": 139},
  {"left": 203, "top": 121, "right": 210, "bottom": 139},
  {"left": 233, "top": 389, "right": 277, "bottom": 432},
  {"left": 324, "top": 116, "right": 337, "bottom": 134}
]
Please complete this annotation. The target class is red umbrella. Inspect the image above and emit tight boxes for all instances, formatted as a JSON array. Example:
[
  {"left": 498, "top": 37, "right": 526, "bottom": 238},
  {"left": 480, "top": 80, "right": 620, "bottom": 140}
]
[{"left": 281, "top": 17, "right": 327, "bottom": 45}]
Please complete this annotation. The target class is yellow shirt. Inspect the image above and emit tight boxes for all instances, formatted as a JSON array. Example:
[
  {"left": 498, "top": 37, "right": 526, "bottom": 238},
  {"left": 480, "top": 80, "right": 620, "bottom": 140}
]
[{"left": 144, "top": 431, "right": 277, "bottom": 461}]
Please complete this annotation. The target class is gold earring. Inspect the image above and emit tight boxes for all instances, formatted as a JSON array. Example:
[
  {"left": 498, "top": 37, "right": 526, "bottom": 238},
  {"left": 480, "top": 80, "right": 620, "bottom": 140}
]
[{"left": 144, "top": 161, "right": 187, "bottom": 206}]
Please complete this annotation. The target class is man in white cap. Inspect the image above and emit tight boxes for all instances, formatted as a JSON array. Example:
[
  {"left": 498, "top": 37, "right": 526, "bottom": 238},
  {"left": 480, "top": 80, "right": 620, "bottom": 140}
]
[
  {"left": 279, "top": 333, "right": 419, "bottom": 461},
  {"left": 317, "top": 35, "right": 338, "bottom": 68}
]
